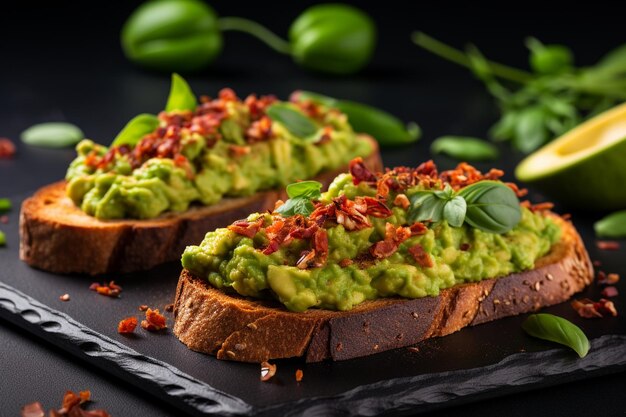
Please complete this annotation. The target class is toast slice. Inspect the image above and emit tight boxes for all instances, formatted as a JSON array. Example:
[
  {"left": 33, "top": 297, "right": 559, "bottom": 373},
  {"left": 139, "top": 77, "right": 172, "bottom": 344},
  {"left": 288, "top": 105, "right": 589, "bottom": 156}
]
[
  {"left": 172, "top": 214, "right": 593, "bottom": 362},
  {"left": 19, "top": 136, "right": 381, "bottom": 275}
]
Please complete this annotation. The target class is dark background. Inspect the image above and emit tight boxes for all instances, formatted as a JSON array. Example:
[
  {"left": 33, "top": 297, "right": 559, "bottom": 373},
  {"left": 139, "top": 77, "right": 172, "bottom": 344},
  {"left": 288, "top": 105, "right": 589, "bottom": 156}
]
[{"left": 1, "top": 2, "right": 625, "bottom": 416}]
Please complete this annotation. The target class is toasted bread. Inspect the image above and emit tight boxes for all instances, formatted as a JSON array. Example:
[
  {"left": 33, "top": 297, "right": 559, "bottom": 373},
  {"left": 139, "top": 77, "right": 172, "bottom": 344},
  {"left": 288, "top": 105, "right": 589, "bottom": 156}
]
[
  {"left": 19, "top": 136, "right": 381, "bottom": 275},
  {"left": 172, "top": 214, "right": 593, "bottom": 362}
]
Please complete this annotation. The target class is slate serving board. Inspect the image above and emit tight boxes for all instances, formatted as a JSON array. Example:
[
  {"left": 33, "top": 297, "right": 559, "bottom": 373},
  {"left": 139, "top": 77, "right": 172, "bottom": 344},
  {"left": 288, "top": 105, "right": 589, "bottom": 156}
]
[{"left": 1, "top": 190, "right": 625, "bottom": 416}]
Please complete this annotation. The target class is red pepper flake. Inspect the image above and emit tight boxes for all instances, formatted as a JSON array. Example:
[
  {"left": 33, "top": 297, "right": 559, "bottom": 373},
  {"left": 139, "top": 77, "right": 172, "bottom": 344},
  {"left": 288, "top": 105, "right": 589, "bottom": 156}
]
[
  {"left": 408, "top": 244, "right": 433, "bottom": 268},
  {"left": 228, "top": 217, "right": 264, "bottom": 238},
  {"left": 141, "top": 308, "right": 167, "bottom": 331},
  {"left": 20, "top": 401, "right": 44, "bottom": 417},
  {"left": 597, "top": 271, "right": 620, "bottom": 285},
  {"left": 59, "top": 294, "right": 70, "bottom": 302},
  {"left": 370, "top": 223, "right": 412, "bottom": 259},
  {"left": 260, "top": 361, "right": 277, "bottom": 382},
  {"left": 339, "top": 258, "right": 353, "bottom": 267},
  {"left": 0, "top": 215, "right": 8, "bottom": 224},
  {"left": 0, "top": 138, "right": 16, "bottom": 159},
  {"left": 89, "top": 281, "right": 122, "bottom": 297},
  {"left": 571, "top": 298, "right": 618, "bottom": 318},
  {"left": 295, "top": 369, "right": 304, "bottom": 382},
  {"left": 409, "top": 222, "right": 428, "bottom": 236},
  {"left": 561, "top": 213, "right": 572, "bottom": 220},
  {"left": 164, "top": 303, "right": 174, "bottom": 313},
  {"left": 596, "top": 240, "right": 620, "bottom": 251},
  {"left": 228, "top": 144, "right": 251, "bottom": 157},
  {"left": 460, "top": 243, "right": 471, "bottom": 251},
  {"left": 601, "top": 286, "right": 619, "bottom": 298},
  {"left": 593, "top": 260, "right": 602, "bottom": 267},
  {"left": 393, "top": 193, "right": 410, "bottom": 209},
  {"left": 349, "top": 157, "right": 377, "bottom": 185},
  {"left": 117, "top": 316, "right": 138, "bottom": 334},
  {"left": 138, "top": 304, "right": 148, "bottom": 311}
]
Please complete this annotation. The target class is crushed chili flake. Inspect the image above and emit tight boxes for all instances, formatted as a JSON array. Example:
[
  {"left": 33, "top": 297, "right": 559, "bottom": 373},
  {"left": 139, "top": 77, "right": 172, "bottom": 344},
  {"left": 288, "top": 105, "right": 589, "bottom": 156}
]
[
  {"left": 59, "top": 294, "right": 70, "bottom": 302},
  {"left": 260, "top": 361, "right": 277, "bottom": 382},
  {"left": 339, "top": 258, "right": 353, "bottom": 267},
  {"left": 0, "top": 138, "right": 16, "bottom": 159},
  {"left": 20, "top": 401, "right": 44, "bottom": 417},
  {"left": 295, "top": 369, "right": 304, "bottom": 382},
  {"left": 460, "top": 243, "right": 471, "bottom": 251},
  {"left": 228, "top": 217, "right": 264, "bottom": 238},
  {"left": 138, "top": 304, "right": 148, "bottom": 311},
  {"left": 141, "top": 308, "right": 167, "bottom": 331},
  {"left": 393, "top": 193, "right": 410, "bottom": 209},
  {"left": 601, "top": 286, "right": 619, "bottom": 298},
  {"left": 23, "top": 390, "right": 110, "bottom": 417},
  {"left": 118, "top": 316, "right": 138, "bottom": 334},
  {"left": 89, "top": 281, "right": 122, "bottom": 298},
  {"left": 571, "top": 298, "right": 618, "bottom": 318},
  {"left": 593, "top": 260, "right": 602, "bottom": 267},
  {"left": 349, "top": 157, "right": 378, "bottom": 185},
  {"left": 0, "top": 215, "right": 8, "bottom": 224},
  {"left": 596, "top": 271, "right": 620, "bottom": 285},
  {"left": 370, "top": 222, "right": 412, "bottom": 259},
  {"left": 408, "top": 244, "right": 433, "bottom": 268},
  {"left": 596, "top": 240, "right": 620, "bottom": 251}
]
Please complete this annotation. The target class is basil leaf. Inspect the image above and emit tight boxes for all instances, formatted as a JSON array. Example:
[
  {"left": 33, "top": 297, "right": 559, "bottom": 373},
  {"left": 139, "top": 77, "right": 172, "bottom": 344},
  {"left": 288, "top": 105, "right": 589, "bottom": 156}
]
[
  {"left": 0, "top": 198, "right": 11, "bottom": 212},
  {"left": 407, "top": 192, "right": 446, "bottom": 223},
  {"left": 21, "top": 123, "right": 84, "bottom": 148},
  {"left": 297, "top": 91, "right": 337, "bottom": 107},
  {"left": 276, "top": 197, "right": 315, "bottom": 217},
  {"left": 165, "top": 73, "right": 197, "bottom": 112},
  {"left": 594, "top": 210, "right": 626, "bottom": 238},
  {"left": 522, "top": 314, "right": 590, "bottom": 358},
  {"left": 111, "top": 113, "right": 159, "bottom": 147},
  {"left": 0, "top": 230, "right": 5, "bottom": 246},
  {"left": 513, "top": 107, "right": 549, "bottom": 153},
  {"left": 431, "top": 136, "right": 499, "bottom": 161},
  {"left": 266, "top": 103, "right": 318, "bottom": 138},
  {"left": 458, "top": 181, "right": 521, "bottom": 234},
  {"left": 286, "top": 180, "right": 322, "bottom": 199},
  {"left": 443, "top": 196, "right": 467, "bottom": 227}
]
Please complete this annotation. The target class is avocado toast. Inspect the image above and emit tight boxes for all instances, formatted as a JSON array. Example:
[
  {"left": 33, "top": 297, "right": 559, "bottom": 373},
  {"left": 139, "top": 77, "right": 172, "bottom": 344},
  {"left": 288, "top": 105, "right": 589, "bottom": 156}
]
[
  {"left": 20, "top": 86, "right": 381, "bottom": 275},
  {"left": 173, "top": 158, "right": 593, "bottom": 362}
]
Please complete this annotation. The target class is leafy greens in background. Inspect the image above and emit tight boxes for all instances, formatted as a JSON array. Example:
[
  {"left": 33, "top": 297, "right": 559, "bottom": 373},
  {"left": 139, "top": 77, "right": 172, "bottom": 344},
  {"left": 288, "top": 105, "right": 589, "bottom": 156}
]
[{"left": 413, "top": 32, "right": 626, "bottom": 153}]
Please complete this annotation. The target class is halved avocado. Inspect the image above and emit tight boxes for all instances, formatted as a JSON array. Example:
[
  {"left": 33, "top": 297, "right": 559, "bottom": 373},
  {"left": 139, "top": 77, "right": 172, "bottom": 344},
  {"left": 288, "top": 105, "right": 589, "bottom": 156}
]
[{"left": 516, "top": 102, "right": 626, "bottom": 210}]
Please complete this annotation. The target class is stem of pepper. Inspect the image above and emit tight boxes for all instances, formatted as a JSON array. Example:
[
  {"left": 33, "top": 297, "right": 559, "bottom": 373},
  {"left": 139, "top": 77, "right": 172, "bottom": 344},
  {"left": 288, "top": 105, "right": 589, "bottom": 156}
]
[
  {"left": 218, "top": 17, "right": 292, "bottom": 55},
  {"left": 411, "top": 32, "right": 533, "bottom": 84}
]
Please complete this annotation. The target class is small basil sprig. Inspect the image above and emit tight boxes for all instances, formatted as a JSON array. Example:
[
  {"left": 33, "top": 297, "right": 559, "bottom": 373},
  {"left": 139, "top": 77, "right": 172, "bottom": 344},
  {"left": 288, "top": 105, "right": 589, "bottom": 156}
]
[
  {"left": 594, "top": 210, "right": 626, "bottom": 239},
  {"left": 522, "top": 314, "right": 590, "bottom": 358},
  {"left": 431, "top": 136, "right": 499, "bottom": 161},
  {"left": 276, "top": 181, "right": 322, "bottom": 217},
  {"left": 165, "top": 73, "right": 197, "bottom": 112},
  {"left": 21, "top": 123, "right": 84, "bottom": 148},
  {"left": 297, "top": 90, "right": 420, "bottom": 146},
  {"left": 111, "top": 114, "right": 160, "bottom": 147},
  {"left": 266, "top": 103, "right": 318, "bottom": 139},
  {"left": 408, "top": 181, "right": 520, "bottom": 234}
]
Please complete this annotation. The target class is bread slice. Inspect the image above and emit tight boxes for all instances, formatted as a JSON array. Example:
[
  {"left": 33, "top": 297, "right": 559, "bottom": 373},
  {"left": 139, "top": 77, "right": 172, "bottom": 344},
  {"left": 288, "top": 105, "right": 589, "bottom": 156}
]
[
  {"left": 19, "top": 136, "right": 381, "bottom": 275},
  {"left": 172, "top": 214, "right": 593, "bottom": 362}
]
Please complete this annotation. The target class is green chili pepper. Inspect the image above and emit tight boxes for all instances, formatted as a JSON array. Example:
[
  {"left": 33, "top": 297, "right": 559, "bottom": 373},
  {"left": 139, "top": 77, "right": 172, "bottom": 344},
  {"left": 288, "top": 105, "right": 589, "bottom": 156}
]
[
  {"left": 121, "top": 0, "right": 222, "bottom": 72},
  {"left": 122, "top": 1, "right": 376, "bottom": 75},
  {"left": 297, "top": 91, "right": 420, "bottom": 146}
]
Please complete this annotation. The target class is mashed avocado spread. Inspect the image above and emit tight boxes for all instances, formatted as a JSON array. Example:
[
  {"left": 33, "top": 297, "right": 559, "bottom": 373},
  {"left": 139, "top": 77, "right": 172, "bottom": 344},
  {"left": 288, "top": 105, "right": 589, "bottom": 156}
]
[
  {"left": 65, "top": 89, "right": 372, "bottom": 219},
  {"left": 182, "top": 160, "right": 561, "bottom": 312}
]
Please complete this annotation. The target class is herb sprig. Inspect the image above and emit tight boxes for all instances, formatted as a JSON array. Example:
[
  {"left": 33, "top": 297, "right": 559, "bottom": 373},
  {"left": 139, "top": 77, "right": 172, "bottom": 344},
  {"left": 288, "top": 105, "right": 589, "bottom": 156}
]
[
  {"left": 412, "top": 32, "right": 626, "bottom": 152},
  {"left": 276, "top": 181, "right": 323, "bottom": 217}
]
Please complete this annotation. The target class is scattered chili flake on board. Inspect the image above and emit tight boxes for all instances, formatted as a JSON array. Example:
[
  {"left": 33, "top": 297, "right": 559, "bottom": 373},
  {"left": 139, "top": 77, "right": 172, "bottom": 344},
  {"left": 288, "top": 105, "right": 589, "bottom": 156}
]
[
  {"left": 597, "top": 271, "right": 620, "bottom": 285},
  {"left": 295, "top": 369, "right": 304, "bottom": 382},
  {"left": 138, "top": 304, "right": 148, "bottom": 311},
  {"left": 20, "top": 401, "right": 44, "bottom": 417},
  {"left": 592, "top": 260, "right": 602, "bottom": 267},
  {"left": 601, "top": 286, "right": 619, "bottom": 298},
  {"left": 596, "top": 240, "right": 620, "bottom": 251},
  {"left": 22, "top": 390, "right": 110, "bottom": 417},
  {"left": 118, "top": 316, "right": 138, "bottom": 334},
  {"left": 141, "top": 308, "right": 167, "bottom": 331},
  {"left": 571, "top": 298, "right": 618, "bottom": 318},
  {"left": 59, "top": 294, "right": 70, "bottom": 302},
  {"left": 0, "top": 138, "right": 16, "bottom": 159},
  {"left": 0, "top": 215, "right": 8, "bottom": 224},
  {"left": 89, "top": 281, "right": 122, "bottom": 297},
  {"left": 260, "top": 361, "right": 277, "bottom": 382}
]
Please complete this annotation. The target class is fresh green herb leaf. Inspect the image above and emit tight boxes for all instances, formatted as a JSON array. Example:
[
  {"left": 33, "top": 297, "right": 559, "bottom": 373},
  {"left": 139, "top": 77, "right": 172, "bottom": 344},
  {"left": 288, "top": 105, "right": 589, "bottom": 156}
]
[
  {"left": 458, "top": 181, "right": 521, "bottom": 234},
  {"left": 165, "top": 73, "right": 197, "bottom": 112},
  {"left": 522, "top": 313, "right": 590, "bottom": 358},
  {"left": 296, "top": 91, "right": 421, "bottom": 146},
  {"left": 21, "top": 123, "right": 84, "bottom": 148},
  {"left": 431, "top": 136, "right": 499, "bottom": 161},
  {"left": 0, "top": 230, "right": 5, "bottom": 246},
  {"left": 594, "top": 210, "right": 626, "bottom": 238},
  {"left": 286, "top": 180, "right": 322, "bottom": 199},
  {"left": 407, "top": 192, "right": 447, "bottom": 223},
  {"left": 276, "top": 180, "right": 322, "bottom": 217},
  {"left": 0, "top": 198, "right": 11, "bottom": 212},
  {"left": 443, "top": 196, "right": 467, "bottom": 227},
  {"left": 513, "top": 107, "right": 549, "bottom": 153},
  {"left": 526, "top": 37, "right": 573, "bottom": 75},
  {"left": 111, "top": 113, "right": 160, "bottom": 147},
  {"left": 266, "top": 103, "right": 318, "bottom": 138}
]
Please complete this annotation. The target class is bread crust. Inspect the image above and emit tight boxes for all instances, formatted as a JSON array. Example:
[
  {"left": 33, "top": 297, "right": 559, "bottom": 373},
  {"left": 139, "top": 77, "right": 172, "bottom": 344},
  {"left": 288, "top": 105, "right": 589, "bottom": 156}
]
[
  {"left": 19, "top": 136, "right": 381, "bottom": 275},
  {"left": 172, "top": 215, "right": 593, "bottom": 362}
]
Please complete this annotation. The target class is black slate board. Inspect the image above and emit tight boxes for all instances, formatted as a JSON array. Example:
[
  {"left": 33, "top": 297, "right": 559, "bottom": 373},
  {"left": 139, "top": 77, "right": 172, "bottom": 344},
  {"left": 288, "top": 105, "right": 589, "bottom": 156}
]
[{"left": 1, "top": 191, "right": 625, "bottom": 416}]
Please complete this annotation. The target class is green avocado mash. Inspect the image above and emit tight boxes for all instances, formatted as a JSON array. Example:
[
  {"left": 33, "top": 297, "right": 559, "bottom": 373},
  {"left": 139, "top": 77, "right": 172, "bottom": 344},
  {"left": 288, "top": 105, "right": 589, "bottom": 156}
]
[
  {"left": 65, "top": 92, "right": 372, "bottom": 219},
  {"left": 182, "top": 165, "right": 561, "bottom": 312}
]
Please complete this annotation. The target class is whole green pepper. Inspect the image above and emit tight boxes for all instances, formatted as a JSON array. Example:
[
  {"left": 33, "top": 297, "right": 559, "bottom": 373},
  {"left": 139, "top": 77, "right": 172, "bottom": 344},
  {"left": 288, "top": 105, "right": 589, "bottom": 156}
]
[
  {"left": 288, "top": 4, "right": 376, "bottom": 74},
  {"left": 121, "top": 0, "right": 222, "bottom": 72}
]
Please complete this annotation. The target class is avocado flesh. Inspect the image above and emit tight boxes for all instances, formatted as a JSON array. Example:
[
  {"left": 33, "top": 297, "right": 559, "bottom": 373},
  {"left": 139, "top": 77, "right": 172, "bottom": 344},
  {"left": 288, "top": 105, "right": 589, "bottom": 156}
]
[{"left": 515, "top": 102, "right": 626, "bottom": 210}]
